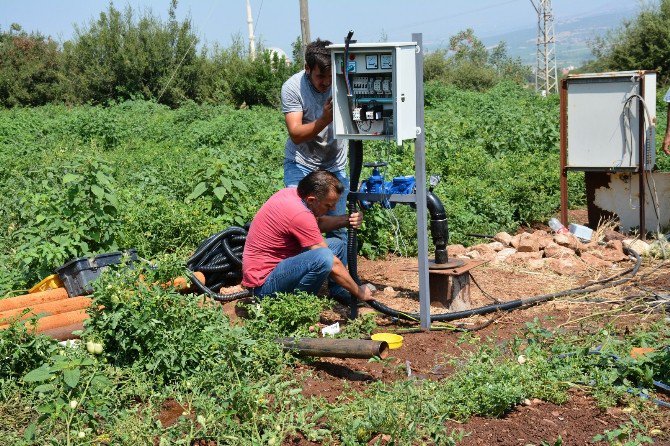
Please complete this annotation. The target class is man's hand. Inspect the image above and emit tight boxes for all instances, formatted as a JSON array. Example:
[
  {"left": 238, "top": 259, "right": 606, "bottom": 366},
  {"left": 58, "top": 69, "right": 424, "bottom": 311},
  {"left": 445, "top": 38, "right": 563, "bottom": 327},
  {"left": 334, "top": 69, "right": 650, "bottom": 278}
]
[
  {"left": 663, "top": 136, "right": 670, "bottom": 156},
  {"left": 356, "top": 284, "right": 374, "bottom": 302},
  {"left": 348, "top": 211, "right": 364, "bottom": 229},
  {"left": 321, "top": 97, "right": 333, "bottom": 124}
]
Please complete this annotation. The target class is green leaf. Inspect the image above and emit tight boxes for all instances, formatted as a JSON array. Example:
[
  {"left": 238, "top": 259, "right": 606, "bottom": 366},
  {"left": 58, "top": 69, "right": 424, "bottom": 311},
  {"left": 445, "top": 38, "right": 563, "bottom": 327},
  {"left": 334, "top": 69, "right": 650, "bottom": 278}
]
[
  {"left": 95, "top": 171, "right": 112, "bottom": 187},
  {"left": 33, "top": 383, "right": 56, "bottom": 393},
  {"left": 63, "top": 368, "right": 81, "bottom": 388},
  {"left": 23, "top": 423, "right": 37, "bottom": 441},
  {"left": 62, "top": 173, "right": 81, "bottom": 184},
  {"left": 221, "top": 177, "right": 232, "bottom": 191},
  {"left": 186, "top": 182, "right": 207, "bottom": 202},
  {"left": 90, "top": 184, "right": 105, "bottom": 199},
  {"left": 213, "top": 186, "right": 226, "bottom": 201},
  {"left": 23, "top": 366, "right": 52, "bottom": 383}
]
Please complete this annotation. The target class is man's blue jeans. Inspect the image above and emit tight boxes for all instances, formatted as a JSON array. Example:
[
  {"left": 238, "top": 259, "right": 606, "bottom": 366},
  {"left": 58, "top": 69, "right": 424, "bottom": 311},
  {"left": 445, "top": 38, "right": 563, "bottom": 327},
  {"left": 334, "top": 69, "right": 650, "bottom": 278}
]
[
  {"left": 253, "top": 237, "right": 352, "bottom": 305},
  {"left": 283, "top": 160, "right": 349, "bottom": 242}
]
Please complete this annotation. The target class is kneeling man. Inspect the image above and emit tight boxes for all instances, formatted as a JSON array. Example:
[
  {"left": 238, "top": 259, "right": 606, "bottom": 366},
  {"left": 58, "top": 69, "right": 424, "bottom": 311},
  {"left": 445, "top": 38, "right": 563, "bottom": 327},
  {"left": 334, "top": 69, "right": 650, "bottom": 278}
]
[{"left": 242, "top": 170, "right": 372, "bottom": 303}]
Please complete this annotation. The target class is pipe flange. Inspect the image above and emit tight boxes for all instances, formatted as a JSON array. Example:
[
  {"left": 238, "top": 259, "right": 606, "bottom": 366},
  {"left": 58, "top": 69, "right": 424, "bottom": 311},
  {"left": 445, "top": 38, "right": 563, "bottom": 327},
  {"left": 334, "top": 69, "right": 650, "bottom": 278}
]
[{"left": 428, "top": 259, "right": 465, "bottom": 270}]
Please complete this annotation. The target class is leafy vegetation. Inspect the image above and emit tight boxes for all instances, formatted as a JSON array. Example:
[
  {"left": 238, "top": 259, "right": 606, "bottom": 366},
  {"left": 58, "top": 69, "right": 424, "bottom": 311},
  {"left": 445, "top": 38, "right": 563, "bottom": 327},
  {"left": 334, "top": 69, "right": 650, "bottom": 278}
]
[{"left": 1, "top": 286, "right": 667, "bottom": 444}]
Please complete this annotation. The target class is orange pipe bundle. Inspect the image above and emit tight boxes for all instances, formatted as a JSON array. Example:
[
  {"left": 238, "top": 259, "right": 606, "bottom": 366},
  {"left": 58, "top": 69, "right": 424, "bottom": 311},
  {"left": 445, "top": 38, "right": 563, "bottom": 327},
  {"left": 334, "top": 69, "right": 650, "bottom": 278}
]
[
  {"left": 0, "top": 296, "right": 92, "bottom": 327},
  {"left": 0, "top": 287, "right": 69, "bottom": 312},
  {"left": 0, "top": 272, "right": 207, "bottom": 340}
]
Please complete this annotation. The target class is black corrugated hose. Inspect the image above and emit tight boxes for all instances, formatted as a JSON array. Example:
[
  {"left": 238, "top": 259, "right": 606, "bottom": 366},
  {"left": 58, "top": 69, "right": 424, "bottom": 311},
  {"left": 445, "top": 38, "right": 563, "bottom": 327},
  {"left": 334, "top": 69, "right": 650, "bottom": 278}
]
[{"left": 186, "top": 226, "right": 251, "bottom": 301}]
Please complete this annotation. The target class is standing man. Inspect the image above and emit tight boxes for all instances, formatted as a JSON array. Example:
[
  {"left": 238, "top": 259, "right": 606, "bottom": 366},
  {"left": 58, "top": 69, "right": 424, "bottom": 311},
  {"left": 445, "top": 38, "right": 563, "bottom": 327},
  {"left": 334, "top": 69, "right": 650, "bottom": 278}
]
[
  {"left": 281, "top": 38, "right": 354, "bottom": 239},
  {"left": 242, "top": 171, "right": 372, "bottom": 305},
  {"left": 662, "top": 87, "right": 670, "bottom": 156}
]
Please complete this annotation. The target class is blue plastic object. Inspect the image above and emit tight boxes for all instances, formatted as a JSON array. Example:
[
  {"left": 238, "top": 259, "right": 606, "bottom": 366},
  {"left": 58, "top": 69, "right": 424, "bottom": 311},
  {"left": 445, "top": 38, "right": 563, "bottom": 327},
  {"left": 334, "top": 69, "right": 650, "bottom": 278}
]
[{"left": 359, "top": 169, "right": 416, "bottom": 209}]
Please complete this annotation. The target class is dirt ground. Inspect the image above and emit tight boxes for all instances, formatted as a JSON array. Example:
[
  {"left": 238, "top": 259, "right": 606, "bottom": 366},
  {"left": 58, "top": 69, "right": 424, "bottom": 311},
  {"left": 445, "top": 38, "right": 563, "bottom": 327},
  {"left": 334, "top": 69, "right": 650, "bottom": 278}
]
[{"left": 285, "top": 253, "right": 670, "bottom": 445}]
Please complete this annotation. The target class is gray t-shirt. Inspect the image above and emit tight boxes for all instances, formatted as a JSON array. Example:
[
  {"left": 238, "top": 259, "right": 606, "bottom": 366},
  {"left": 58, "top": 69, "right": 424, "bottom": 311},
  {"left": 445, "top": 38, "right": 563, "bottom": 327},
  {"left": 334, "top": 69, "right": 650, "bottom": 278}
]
[{"left": 281, "top": 70, "right": 347, "bottom": 171}]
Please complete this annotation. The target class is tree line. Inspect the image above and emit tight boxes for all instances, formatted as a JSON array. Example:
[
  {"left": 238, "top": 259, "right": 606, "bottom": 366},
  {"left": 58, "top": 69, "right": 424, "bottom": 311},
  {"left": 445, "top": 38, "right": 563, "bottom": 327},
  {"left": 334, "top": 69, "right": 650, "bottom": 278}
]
[{"left": 2, "top": 0, "right": 669, "bottom": 108}]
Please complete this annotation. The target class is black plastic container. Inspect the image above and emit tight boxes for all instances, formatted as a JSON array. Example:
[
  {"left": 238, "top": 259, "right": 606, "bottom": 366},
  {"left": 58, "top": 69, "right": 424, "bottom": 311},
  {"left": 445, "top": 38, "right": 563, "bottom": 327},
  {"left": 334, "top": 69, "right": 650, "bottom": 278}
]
[{"left": 55, "top": 250, "right": 138, "bottom": 297}]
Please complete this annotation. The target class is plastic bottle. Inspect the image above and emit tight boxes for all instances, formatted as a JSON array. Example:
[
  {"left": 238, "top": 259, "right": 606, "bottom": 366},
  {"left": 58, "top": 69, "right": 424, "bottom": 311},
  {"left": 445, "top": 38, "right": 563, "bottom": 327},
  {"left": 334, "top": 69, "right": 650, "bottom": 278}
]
[{"left": 548, "top": 218, "right": 569, "bottom": 235}]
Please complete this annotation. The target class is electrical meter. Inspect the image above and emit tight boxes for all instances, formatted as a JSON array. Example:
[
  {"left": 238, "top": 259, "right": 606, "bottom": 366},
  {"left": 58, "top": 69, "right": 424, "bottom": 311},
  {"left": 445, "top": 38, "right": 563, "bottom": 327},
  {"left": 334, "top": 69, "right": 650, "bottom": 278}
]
[{"left": 328, "top": 42, "right": 417, "bottom": 145}]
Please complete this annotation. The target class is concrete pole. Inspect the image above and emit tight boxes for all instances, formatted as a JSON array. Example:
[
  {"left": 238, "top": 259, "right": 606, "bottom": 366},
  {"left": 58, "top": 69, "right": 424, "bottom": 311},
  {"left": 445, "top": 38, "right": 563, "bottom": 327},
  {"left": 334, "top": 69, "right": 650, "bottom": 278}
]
[
  {"left": 246, "top": 0, "right": 256, "bottom": 59},
  {"left": 299, "top": 0, "right": 311, "bottom": 56}
]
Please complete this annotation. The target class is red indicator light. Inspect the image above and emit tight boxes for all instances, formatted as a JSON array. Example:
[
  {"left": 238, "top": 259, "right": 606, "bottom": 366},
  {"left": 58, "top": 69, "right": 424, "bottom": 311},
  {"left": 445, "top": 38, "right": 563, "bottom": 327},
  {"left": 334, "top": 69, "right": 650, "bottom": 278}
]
[{"left": 349, "top": 54, "right": 356, "bottom": 60}]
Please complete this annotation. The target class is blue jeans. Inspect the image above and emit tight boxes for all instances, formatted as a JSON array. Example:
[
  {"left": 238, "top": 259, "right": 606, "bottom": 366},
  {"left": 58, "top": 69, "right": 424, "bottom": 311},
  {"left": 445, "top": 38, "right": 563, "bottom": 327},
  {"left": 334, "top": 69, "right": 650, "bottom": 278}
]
[
  {"left": 253, "top": 237, "right": 352, "bottom": 304},
  {"left": 283, "top": 160, "right": 349, "bottom": 242}
]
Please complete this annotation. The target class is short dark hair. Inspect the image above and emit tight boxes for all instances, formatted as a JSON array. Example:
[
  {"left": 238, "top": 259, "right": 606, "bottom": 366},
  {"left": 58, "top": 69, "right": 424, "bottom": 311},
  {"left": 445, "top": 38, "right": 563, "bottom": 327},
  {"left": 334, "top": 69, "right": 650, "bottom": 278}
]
[
  {"left": 305, "top": 38, "right": 331, "bottom": 71},
  {"left": 297, "top": 170, "right": 344, "bottom": 200}
]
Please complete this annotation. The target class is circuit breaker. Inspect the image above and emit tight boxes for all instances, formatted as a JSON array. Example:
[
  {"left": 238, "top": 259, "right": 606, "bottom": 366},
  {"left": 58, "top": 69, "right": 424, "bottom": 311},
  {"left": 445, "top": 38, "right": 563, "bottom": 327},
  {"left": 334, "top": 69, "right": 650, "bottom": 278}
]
[
  {"left": 328, "top": 42, "right": 417, "bottom": 145},
  {"left": 565, "top": 71, "right": 657, "bottom": 171}
]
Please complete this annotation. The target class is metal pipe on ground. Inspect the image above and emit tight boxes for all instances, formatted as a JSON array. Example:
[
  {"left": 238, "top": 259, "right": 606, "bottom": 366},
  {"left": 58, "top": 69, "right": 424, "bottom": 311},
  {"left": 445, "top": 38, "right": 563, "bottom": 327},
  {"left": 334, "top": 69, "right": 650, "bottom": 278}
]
[{"left": 277, "top": 337, "right": 389, "bottom": 359}]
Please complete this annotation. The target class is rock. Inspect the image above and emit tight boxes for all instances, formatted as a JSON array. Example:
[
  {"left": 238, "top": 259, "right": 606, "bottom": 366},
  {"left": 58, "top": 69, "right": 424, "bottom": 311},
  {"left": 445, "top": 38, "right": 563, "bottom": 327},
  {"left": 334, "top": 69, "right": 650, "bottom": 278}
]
[
  {"left": 365, "top": 283, "right": 377, "bottom": 292},
  {"left": 447, "top": 244, "right": 467, "bottom": 257},
  {"left": 580, "top": 252, "right": 613, "bottom": 269},
  {"left": 470, "top": 243, "right": 496, "bottom": 256},
  {"left": 544, "top": 243, "right": 575, "bottom": 259},
  {"left": 383, "top": 286, "right": 397, "bottom": 297},
  {"left": 517, "top": 233, "right": 540, "bottom": 253},
  {"left": 465, "top": 250, "right": 481, "bottom": 259},
  {"left": 506, "top": 251, "right": 543, "bottom": 265},
  {"left": 587, "top": 246, "right": 626, "bottom": 262},
  {"left": 554, "top": 233, "right": 582, "bottom": 250},
  {"left": 492, "top": 247, "right": 516, "bottom": 264},
  {"left": 603, "top": 230, "right": 626, "bottom": 242},
  {"left": 493, "top": 232, "right": 513, "bottom": 246},
  {"left": 546, "top": 257, "right": 586, "bottom": 275},
  {"left": 466, "top": 243, "right": 496, "bottom": 261},
  {"left": 488, "top": 241, "right": 505, "bottom": 252},
  {"left": 533, "top": 229, "right": 549, "bottom": 238},
  {"left": 510, "top": 234, "right": 522, "bottom": 249},
  {"left": 527, "top": 258, "right": 547, "bottom": 270},
  {"left": 623, "top": 239, "right": 651, "bottom": 256},
  {"left": 538, "top": 236, "right": 554, "bottom": 250}
]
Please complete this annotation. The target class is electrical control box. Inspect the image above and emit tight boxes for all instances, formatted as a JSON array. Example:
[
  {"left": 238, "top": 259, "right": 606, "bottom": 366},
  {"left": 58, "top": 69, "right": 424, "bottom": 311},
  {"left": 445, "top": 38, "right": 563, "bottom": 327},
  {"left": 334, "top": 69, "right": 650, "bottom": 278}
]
[
  {"left": 565, "top": 71, "right": 656, "bottom": 171},
  {"left": 328, "top": 42, "right": 417, "bottom": 145}
]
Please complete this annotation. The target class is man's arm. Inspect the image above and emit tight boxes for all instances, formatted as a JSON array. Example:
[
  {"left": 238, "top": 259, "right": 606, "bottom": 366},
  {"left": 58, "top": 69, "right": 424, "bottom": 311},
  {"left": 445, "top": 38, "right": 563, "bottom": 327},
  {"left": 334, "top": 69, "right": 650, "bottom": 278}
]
[
  {"left": 317, "top": 211, "right": 364, "bottom": 233},
  {"left": 308, "top": 241, "right": 373, "bottom": 301},
  {"left": 284, "top": 97, "right": 333, "bottom": 145},
  {"left": 663, "top": 104, "right": 670, "bottom": 156}
]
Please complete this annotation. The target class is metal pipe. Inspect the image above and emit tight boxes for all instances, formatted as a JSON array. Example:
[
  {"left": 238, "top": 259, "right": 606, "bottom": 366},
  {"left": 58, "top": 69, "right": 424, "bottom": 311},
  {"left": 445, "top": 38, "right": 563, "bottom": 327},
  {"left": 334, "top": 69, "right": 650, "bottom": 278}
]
[
  {"left": 277, "top": 337, "right": 389, "bottom": 359},
  {"left": 559, "top": 78, "right": 569, "bottom": 226}
]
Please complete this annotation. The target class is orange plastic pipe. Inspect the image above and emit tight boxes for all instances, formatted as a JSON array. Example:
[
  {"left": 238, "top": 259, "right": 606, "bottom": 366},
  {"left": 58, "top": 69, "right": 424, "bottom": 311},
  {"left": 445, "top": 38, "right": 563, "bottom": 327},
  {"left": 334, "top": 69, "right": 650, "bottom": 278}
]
[
  {"left": 41, "top": 322, "right": 86, "bottom": 341},
  {"left": 0, "top": 288, "right": 69, "bottom": 312},
  {"left": 32, "top": 309, "right": 89, "bottom": 333},
  {"left": 0, "top": 296, "right": 92, "bottom": 325}
]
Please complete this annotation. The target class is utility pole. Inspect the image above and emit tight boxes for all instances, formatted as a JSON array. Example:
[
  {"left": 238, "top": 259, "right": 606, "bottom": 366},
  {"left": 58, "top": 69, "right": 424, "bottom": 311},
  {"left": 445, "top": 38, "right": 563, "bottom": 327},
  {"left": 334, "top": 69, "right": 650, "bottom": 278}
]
[
  {"left": 530, "top": 0, "right": 558, "bottom": 94},
  {"left": 299, "top": 0, "right": 311, "bottom": 56},
  {"left": 246, "top": 0, "right": 256, "bottom": 59}
]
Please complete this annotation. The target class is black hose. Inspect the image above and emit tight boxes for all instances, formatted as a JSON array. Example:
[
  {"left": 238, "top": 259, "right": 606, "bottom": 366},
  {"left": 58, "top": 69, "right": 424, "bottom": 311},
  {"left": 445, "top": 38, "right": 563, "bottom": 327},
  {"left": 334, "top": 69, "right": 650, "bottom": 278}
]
[
  {"left": 426, "top": 190, "right": 449, "bottom": 264},
  {"left": 186, "top": 226, "right": 251, "bottom": 302},
  {"left": 347, "top": 140, "right": 364, "bottom": 319}
]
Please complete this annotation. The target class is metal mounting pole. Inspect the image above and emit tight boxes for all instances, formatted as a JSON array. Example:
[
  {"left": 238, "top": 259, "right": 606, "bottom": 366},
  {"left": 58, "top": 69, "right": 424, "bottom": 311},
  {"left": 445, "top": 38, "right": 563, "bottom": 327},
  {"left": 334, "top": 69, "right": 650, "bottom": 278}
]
[{"left": 413, "top": 33, "right": 431, "bottom": 330}]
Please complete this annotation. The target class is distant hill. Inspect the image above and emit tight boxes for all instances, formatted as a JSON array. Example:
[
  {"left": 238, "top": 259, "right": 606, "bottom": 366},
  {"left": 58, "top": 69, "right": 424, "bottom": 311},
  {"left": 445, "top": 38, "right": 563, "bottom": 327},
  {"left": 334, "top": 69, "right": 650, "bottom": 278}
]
[{"left": 481, "top": 7, "right": 635, "bottom": 69}]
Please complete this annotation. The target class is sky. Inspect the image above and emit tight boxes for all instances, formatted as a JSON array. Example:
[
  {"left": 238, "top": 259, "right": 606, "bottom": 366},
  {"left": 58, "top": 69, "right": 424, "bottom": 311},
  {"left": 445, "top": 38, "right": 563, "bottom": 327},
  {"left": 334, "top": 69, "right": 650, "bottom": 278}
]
[{"left": 1, "top": 0, "right": 640, "bottom": 57}]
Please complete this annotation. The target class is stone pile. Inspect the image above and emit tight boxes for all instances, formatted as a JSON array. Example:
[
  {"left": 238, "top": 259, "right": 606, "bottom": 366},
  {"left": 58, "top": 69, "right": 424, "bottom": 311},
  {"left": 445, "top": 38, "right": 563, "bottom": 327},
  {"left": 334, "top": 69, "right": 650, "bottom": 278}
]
[{"left": 448, "top": 230, "right": 653, "bottom": 276}]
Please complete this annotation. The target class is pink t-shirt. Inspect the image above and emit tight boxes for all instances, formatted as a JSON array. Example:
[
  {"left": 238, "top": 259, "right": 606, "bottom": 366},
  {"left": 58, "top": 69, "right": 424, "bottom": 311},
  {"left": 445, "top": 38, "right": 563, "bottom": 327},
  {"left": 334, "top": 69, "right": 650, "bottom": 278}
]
[{"left": 242, "top": 188, "right": 323, "bottom": 287}]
